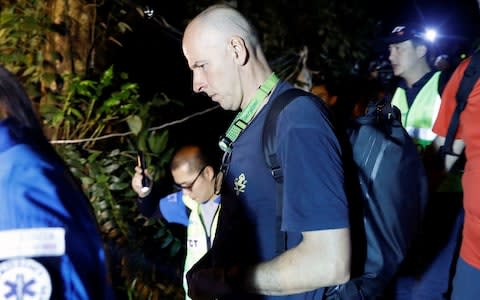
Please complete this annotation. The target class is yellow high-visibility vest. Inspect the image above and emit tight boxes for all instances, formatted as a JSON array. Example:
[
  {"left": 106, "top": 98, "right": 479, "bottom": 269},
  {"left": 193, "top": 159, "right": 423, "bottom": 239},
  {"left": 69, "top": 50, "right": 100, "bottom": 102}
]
[{"left": 182, "top": 195, "right": 220, "bottom": 300}]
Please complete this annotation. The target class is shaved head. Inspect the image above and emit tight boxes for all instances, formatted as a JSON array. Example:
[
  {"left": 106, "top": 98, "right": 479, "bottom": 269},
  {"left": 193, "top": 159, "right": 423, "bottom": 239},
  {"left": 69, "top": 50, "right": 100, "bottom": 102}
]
[
  {"left": 185, "top": 4, "right": 260, "bottom": 50},
  {"left": 182, "top": 4, "right": 272, "bottom": 111}
]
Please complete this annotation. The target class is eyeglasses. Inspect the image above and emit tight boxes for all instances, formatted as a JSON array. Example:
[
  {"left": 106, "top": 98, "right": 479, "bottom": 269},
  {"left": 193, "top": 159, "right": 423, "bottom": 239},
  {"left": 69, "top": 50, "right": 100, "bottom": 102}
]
[{"left": 173, "top": 165, "right": 207, "bottom": 191}]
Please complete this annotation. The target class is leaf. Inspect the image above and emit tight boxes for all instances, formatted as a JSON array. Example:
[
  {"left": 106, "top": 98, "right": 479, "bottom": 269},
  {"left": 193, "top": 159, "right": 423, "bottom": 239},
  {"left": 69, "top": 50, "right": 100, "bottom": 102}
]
[
  {"left": 160, "top": 234, "right": 174, "bottom": 248},
  {"left": 108, "top": 36, "right": 123, "bottom": 47},
  {"left": 152, "top": 227, "right": 167, "bottom": 238},
  {"left": 101, "top": 65, "right": 114, "bottom": 85},
  {"left": 144, "top": 218, "right": 159, "bottom": 227},
  {"left": 22, "top": 66, "right": 36, "bottom": 76},
  {"left": 105, "top": 163, "right": 120, "bottom": 173},
  {"left": 67, "top": 107, "right": 84, "bottom": 120},
  {"left": 147, "top": 131, "right": 168, "bottom": 154},
  {"left": 127, "top": 115, "right": 143, "bottom": 135},
  {"left": 103, "top": 97, "right": 121, "bottom": 107},
  {"left": 137, "top": 131, "right": 149, "bottom": 151},
  {"left": 169, "top": 239, "right": 182, "bottom": 257},
  {"left": 109, "top": 149, "right": 121, "bottom": 157},
  {"left": 81, "top": 177, "right": 95, "bottom": 186},
  {"left": 117, "top": 22, "right": 133, "bottom": 33},
  {"left": 109, "top": 182, "right": 129, "bottom": 191},
  {"left": 88, "top": 151, "right": 102, "bottom": 162}
]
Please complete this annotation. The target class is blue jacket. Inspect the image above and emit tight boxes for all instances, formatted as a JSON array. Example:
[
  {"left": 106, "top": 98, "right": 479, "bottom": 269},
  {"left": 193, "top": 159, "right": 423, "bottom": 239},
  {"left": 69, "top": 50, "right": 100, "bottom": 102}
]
[{"left": 0, "top": 118, "right": 114, "bottom": 299}]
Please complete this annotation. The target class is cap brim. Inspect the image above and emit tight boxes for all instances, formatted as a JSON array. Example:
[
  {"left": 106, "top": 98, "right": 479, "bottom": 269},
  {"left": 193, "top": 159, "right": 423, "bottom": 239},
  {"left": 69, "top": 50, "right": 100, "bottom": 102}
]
[{"left": 383, "top": 35, "right": 411, "bottom": 45}]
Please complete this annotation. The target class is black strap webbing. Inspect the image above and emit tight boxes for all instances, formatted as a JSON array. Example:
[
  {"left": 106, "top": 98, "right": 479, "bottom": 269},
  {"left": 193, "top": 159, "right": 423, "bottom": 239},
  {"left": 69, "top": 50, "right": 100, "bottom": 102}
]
[{"left": 262, "top": 88, "right": 316, "bottom": 254}]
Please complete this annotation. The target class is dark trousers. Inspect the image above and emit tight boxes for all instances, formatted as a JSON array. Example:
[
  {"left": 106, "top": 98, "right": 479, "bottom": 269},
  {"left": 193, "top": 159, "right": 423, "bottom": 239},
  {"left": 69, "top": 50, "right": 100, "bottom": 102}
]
[{"left": 387, "top": 193, "right": 464, "bottom": 300}]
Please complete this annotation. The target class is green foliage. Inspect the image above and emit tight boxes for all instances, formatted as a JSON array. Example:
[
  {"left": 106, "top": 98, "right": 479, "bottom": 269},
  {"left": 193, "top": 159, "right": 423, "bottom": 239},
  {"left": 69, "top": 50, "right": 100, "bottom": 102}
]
[
  {"left": 45, "top": 66, "right": 183, "bottom": 299},
  {"left": 57, "top": 143, "right": 183, "bottom": 300},
  {"left": 0, "top": 2, "right": 184, "bottom": 298},
  {"left": 41, "top": 66, "right": 139, "bottom": 145},
  {"left": 0, "top": 0, "right": 48, "bottom": 98}
]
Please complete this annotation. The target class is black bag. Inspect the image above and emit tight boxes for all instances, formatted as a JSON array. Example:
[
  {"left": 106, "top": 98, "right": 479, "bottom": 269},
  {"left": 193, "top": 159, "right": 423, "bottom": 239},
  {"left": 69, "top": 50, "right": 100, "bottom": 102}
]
[{"left": 263, "top": 89, "right": 429, "bottom": 299}]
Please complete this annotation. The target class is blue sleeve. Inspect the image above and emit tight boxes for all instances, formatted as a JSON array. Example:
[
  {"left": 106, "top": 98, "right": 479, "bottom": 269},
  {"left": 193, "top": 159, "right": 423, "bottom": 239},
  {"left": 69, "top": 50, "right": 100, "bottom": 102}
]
[
  {"left": 137, "top": 190, "right": 162, "bottom": 218},
  {"left": 159, "top": 191, "right": 189, "bottom": 227},
  {"left": 277, "top": 96, "right": 350, "bottom": 232},
  {"left": 0, "top": 145, "right": 113, "bottom": 299}
]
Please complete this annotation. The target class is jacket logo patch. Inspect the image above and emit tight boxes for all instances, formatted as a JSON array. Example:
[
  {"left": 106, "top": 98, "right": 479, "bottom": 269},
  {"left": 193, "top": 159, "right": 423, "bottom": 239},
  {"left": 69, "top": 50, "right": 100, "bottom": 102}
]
[
  {"left": 0, "top": 258, "right": 52, "bottom": 299},
  {"left": 234, "top": 173, "right": 247, "bottom": 195},
  {"left": 0, "top": 228, "right": 65, "bottom": 260}
]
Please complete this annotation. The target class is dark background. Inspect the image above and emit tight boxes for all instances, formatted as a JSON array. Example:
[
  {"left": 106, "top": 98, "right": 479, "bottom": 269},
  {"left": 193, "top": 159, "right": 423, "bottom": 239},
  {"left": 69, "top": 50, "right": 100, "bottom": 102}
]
[
  {"left": 378, "top": 0, "right": 480, "bottom": 54},
  {"left": 112, "top": 0, "right": 480, "bottom": 153}
]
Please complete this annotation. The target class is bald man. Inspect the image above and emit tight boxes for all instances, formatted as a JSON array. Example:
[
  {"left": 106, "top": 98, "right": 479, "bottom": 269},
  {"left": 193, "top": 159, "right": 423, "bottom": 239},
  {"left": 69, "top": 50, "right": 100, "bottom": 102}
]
[
  {"left": 182, "top": 4, "right": 350, "bottom": 300},
  {"left": 131, "top": 145, "right": 221, "bottom": 300}
]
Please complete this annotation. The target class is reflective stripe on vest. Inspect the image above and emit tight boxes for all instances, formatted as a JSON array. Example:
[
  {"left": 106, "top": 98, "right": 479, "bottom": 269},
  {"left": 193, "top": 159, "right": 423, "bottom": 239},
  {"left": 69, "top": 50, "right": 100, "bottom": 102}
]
[{"left": 392, "top": 71, "right": 441, "bottom": 148}]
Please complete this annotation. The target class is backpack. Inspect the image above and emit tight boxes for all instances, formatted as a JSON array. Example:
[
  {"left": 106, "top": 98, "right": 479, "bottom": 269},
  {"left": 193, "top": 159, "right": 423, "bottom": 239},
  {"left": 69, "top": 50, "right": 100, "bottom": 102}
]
[{"left": 263, "top": 89, "right": 429, "bottom": 299}]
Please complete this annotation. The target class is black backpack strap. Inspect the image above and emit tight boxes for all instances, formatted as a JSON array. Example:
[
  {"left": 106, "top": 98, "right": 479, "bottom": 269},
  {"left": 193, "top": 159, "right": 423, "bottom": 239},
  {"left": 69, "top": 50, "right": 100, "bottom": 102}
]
[
  {"left": 263, "top": 88, "right": 311, "bottom": 181},
  {"left": 442, "top": 51, "right": 480, "bottom": 155},
  {"left": 262, "top": 88, "right": 313, "bottom": 254}
]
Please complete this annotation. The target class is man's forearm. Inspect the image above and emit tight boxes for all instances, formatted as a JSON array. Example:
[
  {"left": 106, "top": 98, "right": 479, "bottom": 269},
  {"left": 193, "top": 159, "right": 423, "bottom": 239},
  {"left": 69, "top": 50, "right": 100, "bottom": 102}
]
[
  {"left": 249, "top": 228, "right": 351, "bottom": 295},
  {"left": 432, "top": 137, "right": 465, "bottom": 172}
]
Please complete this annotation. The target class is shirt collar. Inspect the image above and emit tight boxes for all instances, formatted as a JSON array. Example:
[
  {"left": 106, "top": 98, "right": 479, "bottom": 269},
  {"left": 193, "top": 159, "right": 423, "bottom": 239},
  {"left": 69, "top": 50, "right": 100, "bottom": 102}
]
[{"left": 398, "top": 70, "right": 436, "bottom": 90}]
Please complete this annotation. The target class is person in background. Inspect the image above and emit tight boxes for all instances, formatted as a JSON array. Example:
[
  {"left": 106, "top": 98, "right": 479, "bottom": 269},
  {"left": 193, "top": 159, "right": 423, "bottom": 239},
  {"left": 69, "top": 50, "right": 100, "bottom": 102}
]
[
  {"left": 310, "top": 75, "right": 339, "bottom": 108},
  {"left": 0, "top": 64, "right": 114, "bottom": 299},
  {"left": 432, "top": 34, "right": 480, "bottom": 299},
  {"left": 131, "top": 145, "right": 221, "bottom": 300},
  {"left": 384, "top": 24, "right": 463, "bottom": 299},
  {"left": 434, "top": 54, "right": 451, "bottom": 72},
  {"left": 182, "top": 4, "right": 351, "bottom": 299}
]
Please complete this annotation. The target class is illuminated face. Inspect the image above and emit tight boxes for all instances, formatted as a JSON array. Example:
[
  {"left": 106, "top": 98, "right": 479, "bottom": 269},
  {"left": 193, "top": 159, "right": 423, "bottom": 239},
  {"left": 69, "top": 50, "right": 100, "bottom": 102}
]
[
  {"left": 388, "top": 40, "right": 419, "bottom": 77},
  {"left": 172, "top": 163, "right": 214, "bottom": 203},
  {"left": 182, "top": 23, "right": 242, "bottom": 111}
]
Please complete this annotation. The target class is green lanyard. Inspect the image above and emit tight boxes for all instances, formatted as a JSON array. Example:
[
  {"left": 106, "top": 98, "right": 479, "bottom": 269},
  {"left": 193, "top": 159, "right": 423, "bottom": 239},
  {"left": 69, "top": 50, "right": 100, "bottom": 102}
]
[{"left": 218, "top": 73, "right": 279, "bottom": 153}]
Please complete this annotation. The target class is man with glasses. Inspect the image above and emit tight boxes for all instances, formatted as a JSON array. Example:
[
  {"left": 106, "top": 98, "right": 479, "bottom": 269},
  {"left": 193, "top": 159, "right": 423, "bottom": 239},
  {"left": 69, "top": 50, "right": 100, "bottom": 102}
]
[{"left": 131, "top": 144, "right": 221, "bottom": 300}]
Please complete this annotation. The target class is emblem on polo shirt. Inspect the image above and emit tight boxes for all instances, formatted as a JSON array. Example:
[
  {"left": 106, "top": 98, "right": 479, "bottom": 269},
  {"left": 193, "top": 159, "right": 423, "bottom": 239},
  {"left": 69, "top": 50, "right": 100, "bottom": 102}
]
[
  {"left": 234, "top": 173, "right": 247, "bottom": 195},
  {"left": 0, "top": 258, "right": 52, "bottom": 299}
]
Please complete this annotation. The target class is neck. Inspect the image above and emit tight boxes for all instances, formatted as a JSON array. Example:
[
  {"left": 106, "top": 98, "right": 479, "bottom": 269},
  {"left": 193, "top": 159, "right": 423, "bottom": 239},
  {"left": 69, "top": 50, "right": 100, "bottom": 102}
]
[
  {"left": 403, "top": 62, "right": 431, "bottom": 88},
  {"left": 204, "top": 191, "right": 217, "bottom": 203},
  {"left": 240, "top": 52, "right": 273, "bottom": 110}
]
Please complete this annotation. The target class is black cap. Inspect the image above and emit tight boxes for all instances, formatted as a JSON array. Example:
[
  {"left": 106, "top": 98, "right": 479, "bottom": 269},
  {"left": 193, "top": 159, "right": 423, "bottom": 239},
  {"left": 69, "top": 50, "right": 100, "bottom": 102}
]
[{"left": 383, "top": 25, "right": 428, "bottom": 44}]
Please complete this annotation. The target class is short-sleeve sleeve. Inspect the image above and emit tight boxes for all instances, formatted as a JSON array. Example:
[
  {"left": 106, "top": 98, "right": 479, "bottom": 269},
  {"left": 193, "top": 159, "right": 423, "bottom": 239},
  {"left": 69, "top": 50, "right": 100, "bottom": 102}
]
[{"left": 433, "top": 58, "right": 471, "bottom": 138}]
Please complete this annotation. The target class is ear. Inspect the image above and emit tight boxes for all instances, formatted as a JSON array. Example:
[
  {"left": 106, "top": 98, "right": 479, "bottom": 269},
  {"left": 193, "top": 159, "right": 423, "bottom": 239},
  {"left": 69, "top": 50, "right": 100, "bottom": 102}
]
[
  {"left": 229, "top": 35, "right": 248, "bottom": 66},
  {"left": 204, "top": 165, "right": 216, "bottom": 181},
  {"left": 416, "top": 44, "right": 428, "bottom": 59}
]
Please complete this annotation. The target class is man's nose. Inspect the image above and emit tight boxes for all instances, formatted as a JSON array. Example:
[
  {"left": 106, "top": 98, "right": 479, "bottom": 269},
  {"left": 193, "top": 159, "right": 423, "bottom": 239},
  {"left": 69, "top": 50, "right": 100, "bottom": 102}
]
[
  {"left": 193, "top": 74, "right": 206, "bottom": 93},
  {"left": 388, "top": 50, "right": 395, "bottom": 62}
]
